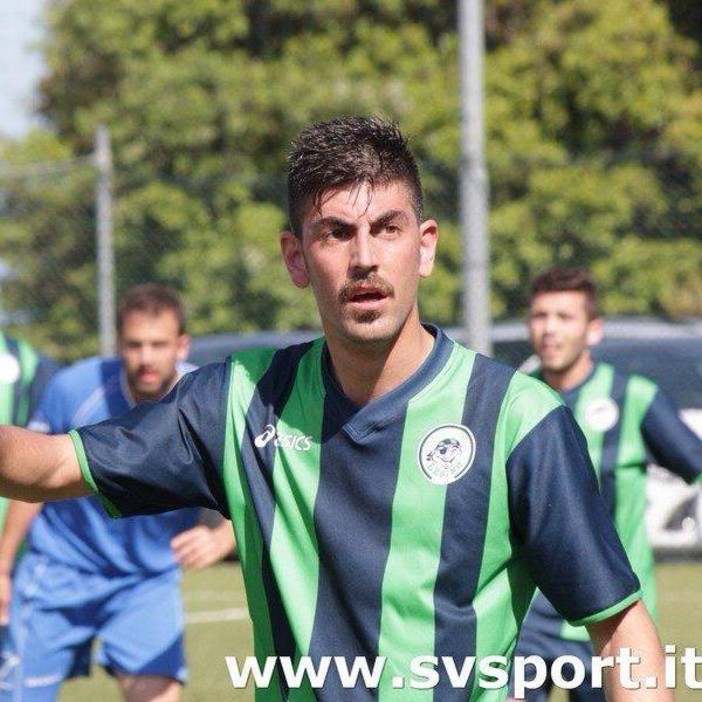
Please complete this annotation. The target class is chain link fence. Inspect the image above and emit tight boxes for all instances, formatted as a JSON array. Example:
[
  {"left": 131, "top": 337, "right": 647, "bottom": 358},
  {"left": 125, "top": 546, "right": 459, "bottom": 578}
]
[{"left": 1, "top": 129, "right": 701, "bottom": 365}]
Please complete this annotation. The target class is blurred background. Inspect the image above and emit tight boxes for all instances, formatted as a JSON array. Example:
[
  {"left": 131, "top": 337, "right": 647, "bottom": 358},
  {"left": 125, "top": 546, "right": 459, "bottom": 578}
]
[{"left": 1, "top": 0, "right": 702, "bottom": 361}]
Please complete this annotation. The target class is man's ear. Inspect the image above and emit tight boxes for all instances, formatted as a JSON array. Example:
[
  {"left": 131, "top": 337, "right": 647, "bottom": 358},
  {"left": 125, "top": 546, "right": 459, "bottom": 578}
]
[
  {"left": 280, "top": 231, "right": 309, "bottom": 288},
  {"left": 176, "top": 333, "right": 191, "bottom": 362},
  {"left": 418, "top": 219, "right": 439, "bottom": 278},
  {"left": 586, "top": 317, "right": 604, "bottom": 347}
]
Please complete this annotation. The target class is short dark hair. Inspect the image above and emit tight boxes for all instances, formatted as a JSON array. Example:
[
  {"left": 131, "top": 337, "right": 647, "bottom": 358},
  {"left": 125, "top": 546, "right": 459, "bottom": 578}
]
[
  {"left": 287, "top": 116, "right": 423, "bottom": 237},
  {"left": 117, "top": 284, "right": 186, "bottom": 335},
  {"left": 530, "top": 267, "right": 600, "bottom": 319}
]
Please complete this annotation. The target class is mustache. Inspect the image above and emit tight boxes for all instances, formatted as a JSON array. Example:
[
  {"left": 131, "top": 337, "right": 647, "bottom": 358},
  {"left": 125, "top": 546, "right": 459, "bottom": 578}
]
[{"left": 338, "top": 274, "right": 395, "bottom": 303}]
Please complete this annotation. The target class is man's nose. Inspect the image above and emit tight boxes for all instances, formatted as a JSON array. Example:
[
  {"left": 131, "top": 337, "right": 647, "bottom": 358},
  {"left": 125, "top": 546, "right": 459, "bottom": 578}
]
[
  {"left": 350, "top": 230, "right": 377, "bottom": 272},
  {"left": 138, "top": 345, "right": 154, "bottom": 364}
]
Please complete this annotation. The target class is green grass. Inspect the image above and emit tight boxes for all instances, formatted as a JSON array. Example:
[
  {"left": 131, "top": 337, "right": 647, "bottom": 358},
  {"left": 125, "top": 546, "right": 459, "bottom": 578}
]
[{"left": 60, "top": 561, "right": 702, "bottom": 700}]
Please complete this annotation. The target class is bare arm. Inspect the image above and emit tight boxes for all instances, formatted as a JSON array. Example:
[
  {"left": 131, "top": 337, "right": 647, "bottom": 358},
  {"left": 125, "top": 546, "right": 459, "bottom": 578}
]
[
  {"left": 0, "top": 427, "right": 89, "bottom": 502},
  {"left": 0, "top": 500, "right": 44, "bottom": 623},
  {"left": 171, "top": 517, "right": 236, "bottom": 570},
  {"left": 587, "top": 600, "right": 672, "bottom": 702}
]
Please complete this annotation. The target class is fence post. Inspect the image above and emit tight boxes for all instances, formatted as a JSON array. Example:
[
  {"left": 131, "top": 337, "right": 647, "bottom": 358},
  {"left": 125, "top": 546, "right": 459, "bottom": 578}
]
[
  {"left": 458, "top": 0, "right": 492, "bottom": 356},
  {"left": 95, "top": 125, "right": 115, "bottom": 357}
]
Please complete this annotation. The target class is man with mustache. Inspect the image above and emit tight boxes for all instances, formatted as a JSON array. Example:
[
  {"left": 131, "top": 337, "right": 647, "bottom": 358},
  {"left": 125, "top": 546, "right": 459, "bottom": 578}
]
[{"left": 0, "top": 117, "right": 673, "bottom": 701}]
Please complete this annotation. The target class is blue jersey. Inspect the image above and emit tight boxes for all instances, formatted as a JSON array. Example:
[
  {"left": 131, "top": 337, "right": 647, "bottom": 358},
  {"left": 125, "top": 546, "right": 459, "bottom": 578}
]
[{"left": 27, "top": 357, "right": 199, "bottom": 576}]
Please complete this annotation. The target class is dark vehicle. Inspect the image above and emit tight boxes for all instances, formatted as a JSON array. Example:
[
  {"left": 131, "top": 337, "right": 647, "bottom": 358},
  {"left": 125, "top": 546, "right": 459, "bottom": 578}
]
[{"left": 189, "top": 318, "right": 702, "bottom": 558}]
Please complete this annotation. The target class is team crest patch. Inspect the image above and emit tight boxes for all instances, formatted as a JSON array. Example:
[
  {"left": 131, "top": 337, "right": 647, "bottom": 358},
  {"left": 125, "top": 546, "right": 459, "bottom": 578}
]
[
  {"left": 0, "top": 353, "right": 20, "bottom": 385},
  {"left": 583, "top": 398, "right": 619, "bottom": 432},
  {"left": 417, "top": 424, "right": 476, "bottom": 485}
]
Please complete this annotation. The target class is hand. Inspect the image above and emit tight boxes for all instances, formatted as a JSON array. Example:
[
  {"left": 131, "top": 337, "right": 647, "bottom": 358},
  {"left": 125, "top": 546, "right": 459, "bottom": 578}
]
[
  {"left": 170, "top": 524, "right": 236, "bottom": 570},
  {"left": 0, "top": 571, "right": 12, "bottom": 625}
]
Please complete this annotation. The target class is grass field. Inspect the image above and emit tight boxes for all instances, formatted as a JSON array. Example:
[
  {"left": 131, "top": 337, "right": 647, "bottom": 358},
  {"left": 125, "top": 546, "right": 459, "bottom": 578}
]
[{"left": 61, "top": 561, "right": 701, "bottom": 700}]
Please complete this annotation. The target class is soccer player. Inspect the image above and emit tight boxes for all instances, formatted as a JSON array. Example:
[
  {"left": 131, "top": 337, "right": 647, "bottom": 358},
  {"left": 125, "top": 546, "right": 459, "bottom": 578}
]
[
  {"left": 0, "top": 331, "right": 58, "bottom": 528},
  {"left": 0, "top": 117, "right": 674, "bottom": 701},
  {"left": 0, "top": 284, "right": 235, "bottom": 702},
  {"left": 510, "top": 267, "right": 702, "bottom": 702}
]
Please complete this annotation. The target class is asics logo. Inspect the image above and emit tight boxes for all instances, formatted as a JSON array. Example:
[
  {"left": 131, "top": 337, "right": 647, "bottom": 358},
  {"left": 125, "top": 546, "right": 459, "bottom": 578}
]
[{"left": 254, "top": 424, "right": 312, "bottom": 451}]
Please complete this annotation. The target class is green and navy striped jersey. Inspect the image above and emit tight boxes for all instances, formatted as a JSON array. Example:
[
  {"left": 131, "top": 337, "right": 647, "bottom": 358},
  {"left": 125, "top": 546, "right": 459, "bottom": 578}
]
[
  {"left": 72, "top": 329, "right": 640, "bottom": 701},
  {"left": 0, "top": 331, "right": 58, "bottom": 527},
  {"left": 521, "top": 362, "right": 702, "bottom": 644}
]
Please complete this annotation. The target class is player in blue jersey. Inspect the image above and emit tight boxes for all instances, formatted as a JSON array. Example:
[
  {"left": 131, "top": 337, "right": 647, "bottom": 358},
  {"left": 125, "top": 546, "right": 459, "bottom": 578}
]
[
  {"left": 0, "top": 284, "right": 235, "bottom": 702},
  {"left": 510, "top": 267, "right": 702, "bottom": 702},
  {"left": 0, "top": 117, "right": 675, "bottom": 701}
]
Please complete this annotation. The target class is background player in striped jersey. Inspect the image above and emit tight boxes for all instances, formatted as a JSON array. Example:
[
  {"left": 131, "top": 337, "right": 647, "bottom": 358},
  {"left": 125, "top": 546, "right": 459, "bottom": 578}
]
[
  {"left": 0, "top": 116, "right": 675, "bottom": 701},
  {"left": 0, "top": 284, "right": 235, "bottom": 702},
  {"left": 510, "top": 266, "right": 702, "bottom": 702},
  {"left": 0, "top": 331, "right": 58, "bottom": 529}
]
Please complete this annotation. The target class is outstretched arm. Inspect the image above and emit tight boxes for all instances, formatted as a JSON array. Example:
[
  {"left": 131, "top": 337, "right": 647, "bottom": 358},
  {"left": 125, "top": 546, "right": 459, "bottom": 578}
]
[
  {"left": 0, "top": 427, "right": 88, "bottom": 502},
  {"left": 587, "top": 600, "right": 671, "bottom": 702}
]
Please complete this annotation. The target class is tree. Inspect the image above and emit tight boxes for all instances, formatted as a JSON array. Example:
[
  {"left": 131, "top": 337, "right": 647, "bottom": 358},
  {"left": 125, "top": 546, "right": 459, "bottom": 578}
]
[
  {"left": 2, "top": 0, "right": 702, "bottom": 361},
  {"left": 486, "top": 0, "right": 702, "bottom": 317}
]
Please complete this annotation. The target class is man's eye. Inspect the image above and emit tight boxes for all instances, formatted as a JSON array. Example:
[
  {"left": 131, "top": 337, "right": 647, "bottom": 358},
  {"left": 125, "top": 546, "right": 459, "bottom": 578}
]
[
  {"left": 324, "top": 229, "right": 349, "bottom": 241},
  {"left": 379, "top": 223, "right": 402, "bottom": 237}
]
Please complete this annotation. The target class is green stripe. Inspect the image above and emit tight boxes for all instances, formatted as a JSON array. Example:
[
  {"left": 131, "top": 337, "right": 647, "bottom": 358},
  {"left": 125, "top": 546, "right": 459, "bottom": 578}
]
[
  {"left": 0, "top": 334, "right": 12, "bottom": 425},
  {"left": 614, "top": 375, "right": 658, "bottom": 619},
  {"left": 222, "top": 348, "right": 283, "bottom": 702},
  {"left": 16, "top": 339, "right": 39, "bottom": 426},
  {"left": 377, "top": 346, "right": 475, "bottom": 701},
  {"left": 569, "top": 589, "right": 642, "bottom": 627},
  {"left": 68, "top": 430, "right": 121, "bottom": 517},
  {"left": 473, "top": 373, "right": 561, "bottom": 697},
  {"left": 272, "top": 340, "right": 325, "bottom": 702}
]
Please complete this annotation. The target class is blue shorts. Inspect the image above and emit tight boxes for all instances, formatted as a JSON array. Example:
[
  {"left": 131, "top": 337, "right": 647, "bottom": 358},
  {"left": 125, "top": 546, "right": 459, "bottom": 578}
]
[{"left": 0, "top": 553, "right": 187, "bottom": 701}]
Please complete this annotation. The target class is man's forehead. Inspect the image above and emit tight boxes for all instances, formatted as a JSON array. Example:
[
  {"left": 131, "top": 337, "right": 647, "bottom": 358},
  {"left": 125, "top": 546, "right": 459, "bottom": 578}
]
[
  {"left": 530, "top": 290, "right": 589, "bottom": 311},
  {"left": 303, "top": 180, "right": 415, "bottom": 226}
]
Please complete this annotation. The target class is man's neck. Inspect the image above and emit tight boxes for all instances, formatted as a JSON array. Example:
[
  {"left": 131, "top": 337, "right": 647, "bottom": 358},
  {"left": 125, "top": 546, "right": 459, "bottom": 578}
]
[
  {"left": 542, "top": 353, "right": 594, "bottom": 393},
  {"left": 326, "top": 323, "right": 435, "bottom": 406}
]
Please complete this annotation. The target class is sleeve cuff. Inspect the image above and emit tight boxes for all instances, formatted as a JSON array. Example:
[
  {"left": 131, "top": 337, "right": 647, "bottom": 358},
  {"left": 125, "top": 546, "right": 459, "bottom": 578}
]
[
  {"left": 68, "top": 430, "right": 122, "bottom": 518},
  {"left": 568, "top": 589, "right": 642, "bottom": 627}
]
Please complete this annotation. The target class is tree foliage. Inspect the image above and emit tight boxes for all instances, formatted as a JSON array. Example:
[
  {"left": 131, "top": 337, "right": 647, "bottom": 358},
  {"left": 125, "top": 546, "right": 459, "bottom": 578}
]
[{"left": 1, "top": 0, "right": 701, "bottom": 359}]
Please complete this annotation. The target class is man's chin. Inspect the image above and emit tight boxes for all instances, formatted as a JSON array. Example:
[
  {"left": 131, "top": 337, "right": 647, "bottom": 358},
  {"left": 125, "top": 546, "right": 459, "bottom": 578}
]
[{"left": 132, "top": 382, "right": 165, "bottom": 402}]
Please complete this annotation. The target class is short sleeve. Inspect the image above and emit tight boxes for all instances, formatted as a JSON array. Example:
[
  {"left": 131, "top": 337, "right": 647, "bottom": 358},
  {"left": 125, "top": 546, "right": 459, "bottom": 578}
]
[
  {"left": 73, "top": 361, "right": 231, "bottom": 518},
  {"left": 507, "top": 405, "right": 641, "bottom": 626}
]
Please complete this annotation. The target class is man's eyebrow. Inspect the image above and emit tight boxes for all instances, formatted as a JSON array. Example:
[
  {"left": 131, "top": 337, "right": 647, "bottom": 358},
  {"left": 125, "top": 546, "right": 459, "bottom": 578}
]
[
  {"left": 371, "top": 210, "right": 409, "bottom": 227},
  {"left": 309, "top": 216, "right": 353, "bottom": 231},
  {"left": 308, "top": 210, "right": 410, "bottom": 232}
]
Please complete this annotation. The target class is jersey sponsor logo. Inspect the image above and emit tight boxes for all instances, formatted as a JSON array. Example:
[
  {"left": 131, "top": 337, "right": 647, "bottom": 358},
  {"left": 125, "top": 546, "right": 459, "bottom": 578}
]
[
  {"left": 417, "top": 424, "right": 476, "bottom": 485},
  {"left": 583, "top": 398, "right": 619, "bottom": 432},
  {"left": 0, "top": 353, "right": 20, "bottom": 385},
  {"left": 254, "top": 423, "right": 312, "bottom": 451}
]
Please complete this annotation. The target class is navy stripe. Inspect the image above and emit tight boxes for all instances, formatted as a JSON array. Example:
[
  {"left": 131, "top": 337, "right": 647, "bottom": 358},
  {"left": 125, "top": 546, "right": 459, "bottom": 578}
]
[
  {"left": 433, "top": 355, "right": 514, "bottom": 700},
  {"left": 238, "top": 342, "right": 313, "bottom": 697},
  {"left": 4, "top": 336, "right": 22, "bottom": 424},
  {"left": 599, "top": 372, "right": 628, "bottom": 514},
  {"left": 306, "top": 397, "right": 406, "bottom": 701}
]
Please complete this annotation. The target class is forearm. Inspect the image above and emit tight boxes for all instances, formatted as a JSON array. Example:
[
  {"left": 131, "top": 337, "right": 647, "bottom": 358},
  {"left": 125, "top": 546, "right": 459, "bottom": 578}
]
[
  {"left": 588, "top": 601, "right": 672, "bottom": 702},
  {"left": 0, "top": 500, "right": 43, "bottom": 574},
  {"left": 0, "top": 427, "right": 88, "bottom": 502}
]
